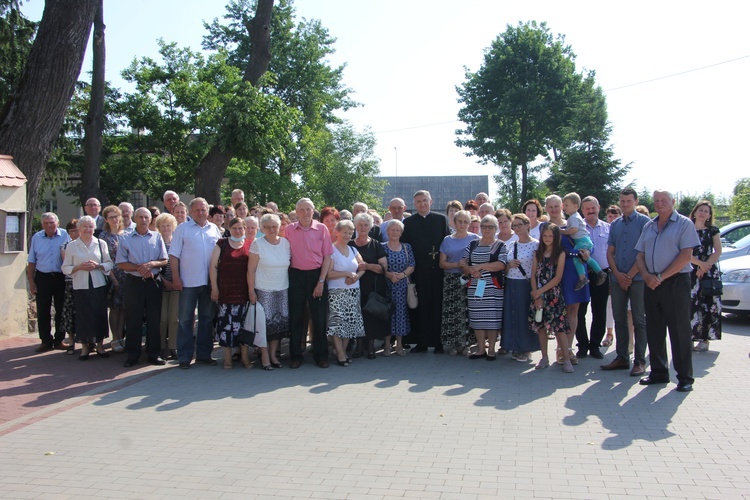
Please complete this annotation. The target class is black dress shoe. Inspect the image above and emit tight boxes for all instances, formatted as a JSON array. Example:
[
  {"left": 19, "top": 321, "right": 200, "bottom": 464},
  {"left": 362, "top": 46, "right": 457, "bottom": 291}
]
[
  {"left": 576, "top": 350, "right": 588, "bottom": 359},
  {"left": 289, "top": 359, "right": 302, "bottom": 369},
  {"left": 35, "top": 343, "right": 53, "bottom": 353},
  {"left": 78, "top": 353, "right": 90, "bottom": 361},
  {"left": 148, "top": 357, "right": 166, "bottom": 366},
  {"left": 410, "top": 345, "right": 427, "bottom": 353},
  {"left": 123, "top": 359, "right": 139, "bottom": 368},
  {"left": 469, "top": 353, "right": 487, "bottom": 360},
  {"left": 589, "top": 349, "right": 603, "bottom": 359},
  {"left": 316, "top": 359, "right": 329, "bottom": 368},
  {"left": 96, "top": 351, "right": 110, "bottom": 358},
  {"left": 639, "top": 375, "right": 670, "bottom": 386},
  {"left": 676, "top": 383, "right": 693, "bottom": 392},
  {"left": 195, "top": 358, "right": 218, "bottom": 366},
  {"left": 179, "top": 362, "right": 191, "bottom": 370},
  {"left": 434, "top": 346, "right": 445, "bottom": 354}
]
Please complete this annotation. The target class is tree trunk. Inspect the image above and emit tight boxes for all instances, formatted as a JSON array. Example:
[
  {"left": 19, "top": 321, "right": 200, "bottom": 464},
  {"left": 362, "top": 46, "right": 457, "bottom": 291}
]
[
  {"left": 194, "top": 0, "right": 274, "bottom": 204},
  {"left": 80, "top": 0, "right": 105, "bottom": 206},
  {"left": 0, "top": 0, "right": 98, "bottom": 221}
]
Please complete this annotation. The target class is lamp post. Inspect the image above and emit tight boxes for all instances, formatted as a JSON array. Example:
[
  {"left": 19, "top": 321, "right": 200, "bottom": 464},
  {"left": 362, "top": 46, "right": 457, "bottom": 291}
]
[{"left": 394, "top": 147, "right": 398, "bottom": 176}]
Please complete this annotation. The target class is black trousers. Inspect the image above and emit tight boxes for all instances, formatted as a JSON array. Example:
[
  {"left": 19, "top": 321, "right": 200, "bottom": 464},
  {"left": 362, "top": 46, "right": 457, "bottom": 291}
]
[
  {"left": 34, "top": 271, "right": 66, "bottom": 345},
  {"left": 644, "top": 273, "right": 694, "bottom": 385},
  {"left": 124, "top": 275, "right": 163, "bottom": 362},
  {"left": 576, "top": 270, "right": 609, "bottom": 353},
  {"left": 410, "top": 267, "right": 444, "bottom": 349},
  {"left": 288, "top": 268, "right": 328, "bottom": 363}
]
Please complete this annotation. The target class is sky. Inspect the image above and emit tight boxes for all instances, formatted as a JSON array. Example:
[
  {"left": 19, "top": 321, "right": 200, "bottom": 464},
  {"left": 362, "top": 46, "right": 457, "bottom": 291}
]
[{"left": 22, "top": 0, "right": 750, "bottom": 201}]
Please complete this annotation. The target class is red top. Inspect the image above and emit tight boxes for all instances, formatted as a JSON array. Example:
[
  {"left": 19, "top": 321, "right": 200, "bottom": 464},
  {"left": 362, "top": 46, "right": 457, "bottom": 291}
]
[{"left": 217, "top": 238, "right": 250, "bottom": 304}]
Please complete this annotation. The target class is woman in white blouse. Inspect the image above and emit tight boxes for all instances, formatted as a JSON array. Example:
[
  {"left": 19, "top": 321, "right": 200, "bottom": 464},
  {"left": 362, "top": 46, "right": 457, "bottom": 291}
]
[
  {"left": 247, "top": 214, "right": 291, "bottom": 369},
  {"left": 61, "top": 216, "right": 115, "bottom": 360}
]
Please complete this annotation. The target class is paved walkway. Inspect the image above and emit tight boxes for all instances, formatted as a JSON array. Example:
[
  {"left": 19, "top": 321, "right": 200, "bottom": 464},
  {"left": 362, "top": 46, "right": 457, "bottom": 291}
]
[{"left": 1, "top": 316, "right": 749, "bottom": 499}]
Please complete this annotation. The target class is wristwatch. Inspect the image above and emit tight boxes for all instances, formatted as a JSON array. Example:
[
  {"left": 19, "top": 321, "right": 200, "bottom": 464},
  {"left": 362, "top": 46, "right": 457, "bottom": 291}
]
[
  {"left": 318, "top": 278, "right": 325, "bottom": 284},
  {"left": 656, "top": 273, "right": 662, "bottom": 282}
]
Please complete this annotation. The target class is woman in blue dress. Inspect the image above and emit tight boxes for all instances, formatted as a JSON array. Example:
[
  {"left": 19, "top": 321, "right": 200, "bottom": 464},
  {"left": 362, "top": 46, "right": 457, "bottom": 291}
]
[
  {"left": 545, "top": 195, "right": 590, "bottom": 365},
  {"left": 382, "top": 220, "right": 415, "bottom": 357}
]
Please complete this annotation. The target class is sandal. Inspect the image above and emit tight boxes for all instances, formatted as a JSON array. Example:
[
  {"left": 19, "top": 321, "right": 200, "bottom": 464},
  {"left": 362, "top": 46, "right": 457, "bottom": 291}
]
[
  {"left": 602, "top": 334, "right": 613, "bottom": 347},
  {"left": 535, "top": 357, "right": 549, "bottom": 370},
  {"left": 262, "top": 364, "right": 274, "bottom": 370},
  {"left": 568, "top": 349, "right": 578, "bottom": 365},
  {"left": 556, "top": 348, "right": 564, "bottom": 365},
  {"left": 396, "top": 348, "right": 407, "bottom": 357},
  {"left": 270, "top": 362, "right": 282, "bottom": 369},
  {"left": 224, "top": 362, "right": 233, "bottom": 370},
  {"left": 337, "top": 359, "right": 349, "bottom": 367},
  {"left": 66, "top": 344, "right": 76, "bottom": 355},
  {"left": 111, "top": 339, "right": 124, "bottom": 353}
]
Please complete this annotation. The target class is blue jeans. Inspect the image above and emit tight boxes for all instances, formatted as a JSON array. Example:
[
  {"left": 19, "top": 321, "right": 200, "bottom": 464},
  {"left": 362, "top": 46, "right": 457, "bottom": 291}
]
[
  {"left": 610, "top": 278, "right": 648, "bottom": 365},
  {"left": 177, "top": 285, "right": 215, "bottom": 363}
]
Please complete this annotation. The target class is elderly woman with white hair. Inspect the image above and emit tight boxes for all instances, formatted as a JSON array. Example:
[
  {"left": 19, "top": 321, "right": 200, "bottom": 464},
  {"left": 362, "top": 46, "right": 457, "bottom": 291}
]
[
  {"left": 61, "top": 216, "right": 115, "bottom": 360},
  {"left": 327, "top": 219, "right": 366, "bottom": 366},
  {"left": 351, "top": 212, "right": 388, "bottom": 359},
  {"left": 248, "top": 213, "right": 291, "bottom": 368},
  {"left": 382, "top": 218, "right": 415, "bottom": 356}
]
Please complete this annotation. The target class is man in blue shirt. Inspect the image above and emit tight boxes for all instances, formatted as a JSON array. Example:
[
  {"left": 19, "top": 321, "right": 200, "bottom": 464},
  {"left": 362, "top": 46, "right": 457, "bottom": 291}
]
[
  {"left": 27, "top": 212, "right": 70, "bottom": 352},
  {"left": 602, "top": 188, "right": 650, "bottom": 375},
  {"left": 117, "top": 207, "right": 168, "bottom": 367},
  {"left": 635, "top": 190, "right": 700, "bottom": 392},
  {"left": 169, "top": 198, "right": 223, "bottom": 369}
]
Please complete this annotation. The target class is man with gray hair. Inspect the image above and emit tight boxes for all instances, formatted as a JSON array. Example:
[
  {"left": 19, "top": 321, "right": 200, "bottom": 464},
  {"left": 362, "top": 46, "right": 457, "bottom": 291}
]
[
  {"left": 478, "top": 202, "right": 494, "bottom": 219},
  {"left": 286, "top": 197, "right": 333, "bottom": 368},
  {"left": 231, "top": 189, "right": 245, "bottom": 208},
  {"left": 119, "top": 202, "right": 136, "bottom": 234},
  {"left": 27, "top": 212, "right": 70, "bottom": 352},
  {"left": 117, "top": 207, "right": 168, "bottom": 367},
  {"left": 381, "top": 197, "right": 406, "bottom": 243},
  {"left": 169, "top": 197, "right": 223, "bottom": 369},
  {"left": 163, "top": 190, "right": 180, "bottom": 215},
  {"left": 84, "top": 197, "right": 104, "bottom": 232},
  {"left": 635, "top": 189, "right": 700, "bottom": 392}
]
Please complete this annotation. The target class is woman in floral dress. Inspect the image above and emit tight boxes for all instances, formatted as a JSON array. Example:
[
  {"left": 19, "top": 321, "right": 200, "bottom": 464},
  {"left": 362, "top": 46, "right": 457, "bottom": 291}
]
[
  {"left": 688, "top": 201, "right": 722, "bottom": 352},
  {"left": 99, "top": 205, "right": 126, "bottom": 353},
  {"left": 530, "top": 223, "right": 572, "bottom": 372},
  {"left": 382, "top": 220, "right": 415, "bottom": 357}
]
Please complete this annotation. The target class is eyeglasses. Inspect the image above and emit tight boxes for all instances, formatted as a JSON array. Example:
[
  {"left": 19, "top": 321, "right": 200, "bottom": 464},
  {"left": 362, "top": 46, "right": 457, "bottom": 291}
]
[
  {"left": 511, "top": 223, "right": 527, "bottom": 229},
  {"left": 480, "top": 225, "right": 496, "bottom": 230}
]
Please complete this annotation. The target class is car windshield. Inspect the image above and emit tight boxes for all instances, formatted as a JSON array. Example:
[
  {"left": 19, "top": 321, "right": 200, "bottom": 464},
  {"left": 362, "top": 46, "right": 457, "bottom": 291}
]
[{"left": 726, "top": 233, "right": 750, "bottom": 250}]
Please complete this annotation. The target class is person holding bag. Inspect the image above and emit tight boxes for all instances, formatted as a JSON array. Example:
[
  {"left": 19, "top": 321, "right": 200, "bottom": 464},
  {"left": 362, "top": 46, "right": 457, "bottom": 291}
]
[
  {"left": 61, "top": 216, "right": 114, "bottom": 360},
  {"left": 502, "top": 213, "right": 540, "bottom": 363},
  {"left": 439, "top": 210, "right": 478, "bottom": 355},
  {"left": 688, "top": 201, "right": 722, "bottom": 352},
  {"left": 530, "top": 223, "right": 573, "bottom": 372},
  {"left": 382, "top": 220, "right": 415, "bottom": 357},
  {"left": 209, "top": 217, "right": 258, "bottom": 370},
  {"left": 460, "top": 215, "right": 507, "bottom": 361},
  {"left": 350, "top": 213, "right": 389, "bottom": 359}
]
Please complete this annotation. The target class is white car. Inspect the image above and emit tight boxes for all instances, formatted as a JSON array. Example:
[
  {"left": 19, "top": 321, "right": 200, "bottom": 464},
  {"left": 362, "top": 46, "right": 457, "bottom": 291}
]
[
  {"left": 720, "top": 254, "right": 750, "bottom": 314},
  {"left": 719, "top": 220, "right": 750, "bottom": 261}
]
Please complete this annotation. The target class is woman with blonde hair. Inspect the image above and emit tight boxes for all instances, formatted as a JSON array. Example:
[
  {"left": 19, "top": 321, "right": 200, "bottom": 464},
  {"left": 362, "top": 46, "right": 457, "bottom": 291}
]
[{"left": 99, "top": 205, "right": 126, "bottom": 352}]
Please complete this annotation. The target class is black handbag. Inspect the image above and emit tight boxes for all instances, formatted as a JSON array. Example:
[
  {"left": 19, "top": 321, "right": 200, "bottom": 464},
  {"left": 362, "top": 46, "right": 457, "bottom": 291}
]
[
  {"left": 236, "top": 303, "right": 257, "bottom": 346},
  {"left": 700, "top": 277, "right": 723, "bottom": 297},
  {"left": 363, "top": 290, "right": 392, "bottom": 322}
]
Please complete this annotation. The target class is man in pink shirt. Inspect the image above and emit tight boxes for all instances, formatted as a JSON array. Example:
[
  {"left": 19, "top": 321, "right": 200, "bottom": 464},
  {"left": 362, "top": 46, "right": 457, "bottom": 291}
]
[{"left": 286, "top": 198, "right": 333, "bottom": 368}]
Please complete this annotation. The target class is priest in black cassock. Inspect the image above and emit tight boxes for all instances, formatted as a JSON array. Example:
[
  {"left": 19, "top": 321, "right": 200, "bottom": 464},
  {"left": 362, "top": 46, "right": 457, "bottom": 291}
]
[{"left": 402, "top": 190, "right": 450, "bottom": 353}]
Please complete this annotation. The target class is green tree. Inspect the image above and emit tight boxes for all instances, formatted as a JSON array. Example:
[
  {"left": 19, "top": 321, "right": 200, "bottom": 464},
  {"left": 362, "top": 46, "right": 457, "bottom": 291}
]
[
  {"left": 0, "top": 0, "right": 37, "bottom": 107},
  {"left": 729, "top": 178, "right": 750, "bottom": 221},
  {"left": 456, "top": 21, "right": 581, "bottom": 211},
  {"left": 0, "top": 0, "right": 98, "bottom": 225},
  {"left": 115, "top": 40, "right": 297, "bottom": 202}
]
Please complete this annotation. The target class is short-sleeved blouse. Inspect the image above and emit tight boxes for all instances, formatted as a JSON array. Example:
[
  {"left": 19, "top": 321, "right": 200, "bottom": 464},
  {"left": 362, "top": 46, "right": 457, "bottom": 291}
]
[
  {"left": 250, "top": 237, "right": 290, "bottom": 291},
  {"left": 440, "top": 233, "right": 479, "bottom": 274},
  {"left": 328, "top": 245, "right": 360, "bottom": 290},
  {"left": 505, "top": 239, "right": 539, "bottom": 280}
]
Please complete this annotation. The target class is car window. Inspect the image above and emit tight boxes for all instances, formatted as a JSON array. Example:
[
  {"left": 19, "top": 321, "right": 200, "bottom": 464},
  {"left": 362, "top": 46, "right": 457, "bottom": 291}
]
[{"left": 722, "top": 225, "right": 750, "bottom": 246}]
